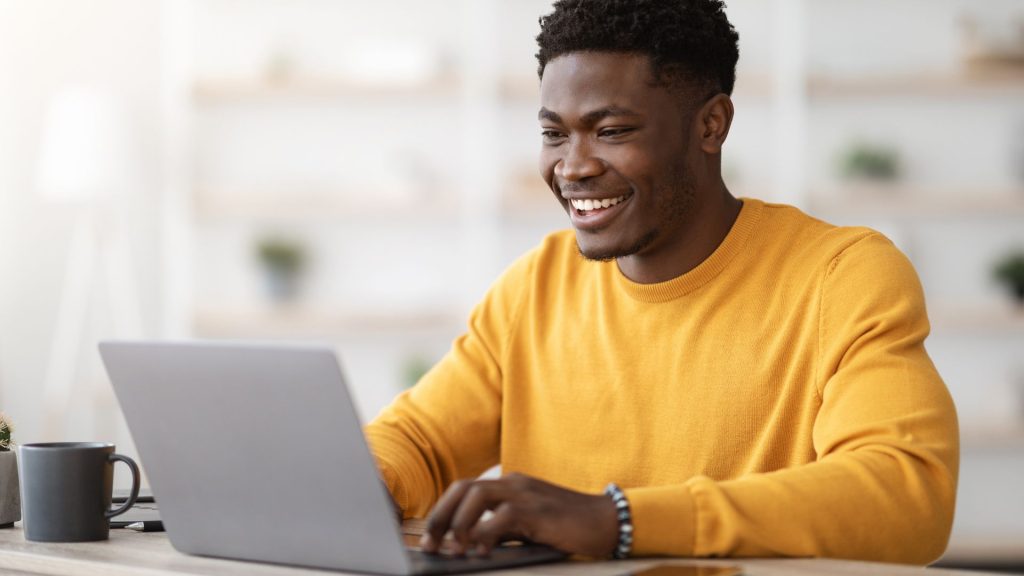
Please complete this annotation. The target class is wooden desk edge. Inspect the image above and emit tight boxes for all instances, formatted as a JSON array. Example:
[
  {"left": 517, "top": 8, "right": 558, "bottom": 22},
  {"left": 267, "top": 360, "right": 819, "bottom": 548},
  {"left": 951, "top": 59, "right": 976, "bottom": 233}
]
[{"left": 0, "top": 525, "right": 1010, "bottom": 576}]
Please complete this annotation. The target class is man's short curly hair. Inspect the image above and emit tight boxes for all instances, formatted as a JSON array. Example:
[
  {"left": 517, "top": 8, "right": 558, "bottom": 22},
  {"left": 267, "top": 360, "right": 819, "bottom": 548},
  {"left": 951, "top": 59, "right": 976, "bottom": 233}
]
[{"left": 536, "top": 0, "right": 740, "bottom": 97}]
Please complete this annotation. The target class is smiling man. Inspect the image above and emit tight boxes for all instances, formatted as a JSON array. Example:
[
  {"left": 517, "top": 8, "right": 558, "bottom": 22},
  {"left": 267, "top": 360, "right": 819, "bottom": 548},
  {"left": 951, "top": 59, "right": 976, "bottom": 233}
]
[{"left": 365, "top": 0, "right": 958, "bottom": 565}]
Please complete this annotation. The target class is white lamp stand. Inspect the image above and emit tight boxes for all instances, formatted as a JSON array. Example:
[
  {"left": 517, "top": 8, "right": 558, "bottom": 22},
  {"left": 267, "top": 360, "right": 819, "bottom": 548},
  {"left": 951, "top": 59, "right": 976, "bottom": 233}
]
[{"left": 35, "top": 87, "right": 143, "bottom": 441}]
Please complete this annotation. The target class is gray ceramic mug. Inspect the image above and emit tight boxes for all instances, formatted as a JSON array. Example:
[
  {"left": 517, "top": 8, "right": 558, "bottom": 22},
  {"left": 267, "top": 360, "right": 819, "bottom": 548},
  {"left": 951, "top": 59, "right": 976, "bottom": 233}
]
[{"left": 18, "top": 442, "right": 140, "bottom": 542}]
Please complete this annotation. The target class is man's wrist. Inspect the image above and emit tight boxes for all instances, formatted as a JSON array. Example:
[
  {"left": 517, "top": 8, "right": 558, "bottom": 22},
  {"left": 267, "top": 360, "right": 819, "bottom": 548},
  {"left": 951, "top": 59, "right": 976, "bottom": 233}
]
[{"left": 603, "top": 483, "right": 634, "bottom": 559}]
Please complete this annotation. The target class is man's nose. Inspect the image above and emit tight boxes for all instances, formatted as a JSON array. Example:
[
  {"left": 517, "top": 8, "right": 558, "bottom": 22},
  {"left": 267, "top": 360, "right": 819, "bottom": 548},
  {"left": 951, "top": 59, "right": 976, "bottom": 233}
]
[{"left": 555, "top": 137, "right": 604, "bottom": 182}]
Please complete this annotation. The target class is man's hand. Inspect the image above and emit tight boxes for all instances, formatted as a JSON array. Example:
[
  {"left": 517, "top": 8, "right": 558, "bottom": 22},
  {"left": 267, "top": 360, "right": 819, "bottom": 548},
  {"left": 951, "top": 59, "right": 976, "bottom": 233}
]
[{"left": 419, "top": 472, "right": 619, "bottom": 558}]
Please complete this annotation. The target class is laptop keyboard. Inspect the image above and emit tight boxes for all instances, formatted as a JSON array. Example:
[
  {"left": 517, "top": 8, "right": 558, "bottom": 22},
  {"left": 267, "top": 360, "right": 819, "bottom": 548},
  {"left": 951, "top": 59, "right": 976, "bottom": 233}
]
[
  {"left": 407, "top": 544, "right": 567, "bottom": 576},
  {"left": 400, "top": 525, "right": 566, "bottom": 575}
]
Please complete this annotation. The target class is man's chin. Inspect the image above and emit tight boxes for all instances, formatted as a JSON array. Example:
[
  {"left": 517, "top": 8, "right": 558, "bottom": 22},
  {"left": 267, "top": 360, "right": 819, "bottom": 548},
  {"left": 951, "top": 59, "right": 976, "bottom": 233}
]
[
  {"left": 575, "top": 230, "right": 657, "bottom": 262},
  {"left": 573, "top": 230, "right": 619, "bottom": 261},
  {"left": 577, "top": 245, "right": 618, "bottom": 262}
]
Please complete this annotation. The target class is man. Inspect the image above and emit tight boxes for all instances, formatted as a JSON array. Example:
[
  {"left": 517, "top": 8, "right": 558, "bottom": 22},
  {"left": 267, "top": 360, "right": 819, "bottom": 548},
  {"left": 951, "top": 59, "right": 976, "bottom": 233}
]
[{"left": 366, "top": 0, "right": 958, "bottom": 565}]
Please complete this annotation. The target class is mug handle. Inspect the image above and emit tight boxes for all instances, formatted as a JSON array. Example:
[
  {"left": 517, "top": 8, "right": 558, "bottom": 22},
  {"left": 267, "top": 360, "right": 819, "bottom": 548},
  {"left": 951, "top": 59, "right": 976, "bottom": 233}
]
[{"left": 105, "top": 453, "right": 141, "bottom": 519}]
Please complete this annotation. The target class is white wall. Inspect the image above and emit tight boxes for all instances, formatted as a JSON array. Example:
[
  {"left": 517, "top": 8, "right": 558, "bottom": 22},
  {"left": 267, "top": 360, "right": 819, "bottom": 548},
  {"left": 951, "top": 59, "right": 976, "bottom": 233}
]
[{"left": 0, "top": 0, "right": 164, "bottom": 470}]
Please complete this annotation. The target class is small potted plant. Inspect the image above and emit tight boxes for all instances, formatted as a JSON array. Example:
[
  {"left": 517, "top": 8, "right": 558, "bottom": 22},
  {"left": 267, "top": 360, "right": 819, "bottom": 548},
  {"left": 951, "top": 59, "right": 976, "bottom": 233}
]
[
  {"left": 402, "top": 354, "right": 435, "bottom": 389},
  {"left": 0, "top": 412, "right": 19, "bottom": 527},
  {"left": 839, "top": 142, "right": 902, "bottom": 182},
  {"left": 256, "top": 237, "right": 307, "bottom": 302},
  {"left": 994, "top": 250, "right": 1024, "bottom": 306}
]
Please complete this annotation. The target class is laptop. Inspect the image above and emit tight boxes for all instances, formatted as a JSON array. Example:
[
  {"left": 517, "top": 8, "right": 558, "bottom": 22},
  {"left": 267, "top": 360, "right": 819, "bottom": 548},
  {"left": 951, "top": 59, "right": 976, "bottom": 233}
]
[{"left": 99, "top": 340, "right": 566, "bottom": 575}]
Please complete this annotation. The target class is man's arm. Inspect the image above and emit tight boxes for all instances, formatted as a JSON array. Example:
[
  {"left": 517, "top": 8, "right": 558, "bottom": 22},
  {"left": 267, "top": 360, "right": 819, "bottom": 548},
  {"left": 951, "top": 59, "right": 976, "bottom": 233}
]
[
  {"left": 364, "top": 252, "right": 535, "bottom": 519},
  {"left": 419, "top": 233, "right": 958, "bottom": 564},
  {"left": 626, "top": 234, "right": 958, "bottom": 563}
]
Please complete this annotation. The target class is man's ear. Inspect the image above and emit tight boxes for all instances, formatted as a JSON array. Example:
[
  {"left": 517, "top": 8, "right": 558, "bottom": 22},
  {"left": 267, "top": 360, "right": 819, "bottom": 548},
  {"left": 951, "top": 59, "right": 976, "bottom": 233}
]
[{"left": 698, "top": 94, "right": 734, "bottom": 154}]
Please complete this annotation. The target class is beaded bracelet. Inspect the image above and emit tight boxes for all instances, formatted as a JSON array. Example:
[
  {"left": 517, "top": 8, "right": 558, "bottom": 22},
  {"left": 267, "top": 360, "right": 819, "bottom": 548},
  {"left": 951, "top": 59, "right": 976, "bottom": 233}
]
[{"left": 603, "top": 483, "right": 633, "bottom": 559}]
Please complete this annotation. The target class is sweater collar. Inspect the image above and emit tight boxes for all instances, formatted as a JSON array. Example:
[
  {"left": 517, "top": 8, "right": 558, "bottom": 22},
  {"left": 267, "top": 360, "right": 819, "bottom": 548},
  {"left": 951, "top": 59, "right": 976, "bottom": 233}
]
[{"left": 614, "top": 198, "right": 764, "bottom": 303}]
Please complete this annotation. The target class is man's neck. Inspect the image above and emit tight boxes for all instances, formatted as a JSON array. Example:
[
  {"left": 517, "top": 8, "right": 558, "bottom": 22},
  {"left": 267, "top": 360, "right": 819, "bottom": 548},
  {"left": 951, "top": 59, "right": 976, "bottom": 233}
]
[{"left": 616, "top": 187, "right": 743, "bottom": 285}]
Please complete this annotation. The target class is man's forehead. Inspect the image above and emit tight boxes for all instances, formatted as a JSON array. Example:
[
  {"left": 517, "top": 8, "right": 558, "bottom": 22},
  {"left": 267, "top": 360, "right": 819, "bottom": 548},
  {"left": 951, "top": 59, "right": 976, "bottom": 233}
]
[
  {"left": 541, "top": 51, "right": 655, "bottom": 89},
  {"left": 539, "top": 52, "right": 667, "bottom": 121}
]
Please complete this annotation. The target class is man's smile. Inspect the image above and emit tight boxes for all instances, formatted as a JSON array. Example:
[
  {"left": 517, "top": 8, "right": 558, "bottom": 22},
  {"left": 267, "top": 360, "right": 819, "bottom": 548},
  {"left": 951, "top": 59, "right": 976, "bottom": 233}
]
[
  {"left": 563, "top": 192, "right": 634, "bottom": 231},
  {"left": 568, "top": 194, "right": 629, "bottom": 211}
]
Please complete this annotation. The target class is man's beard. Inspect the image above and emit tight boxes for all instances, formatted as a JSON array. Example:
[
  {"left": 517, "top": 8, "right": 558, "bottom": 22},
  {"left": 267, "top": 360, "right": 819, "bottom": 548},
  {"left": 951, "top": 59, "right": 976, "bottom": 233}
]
[
  {"left": 576, "top": 175, "right": 696, "bottom": 263},
  {"left": 577, "top": 229, "right": 659, "bottom": 262}
]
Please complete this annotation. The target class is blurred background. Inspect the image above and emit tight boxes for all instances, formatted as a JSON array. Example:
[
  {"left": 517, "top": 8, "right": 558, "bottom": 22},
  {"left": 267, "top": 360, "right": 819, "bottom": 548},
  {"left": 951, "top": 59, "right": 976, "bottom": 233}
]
[{"left": 0, "top": 0, "right": 1022, "bottom": 570}]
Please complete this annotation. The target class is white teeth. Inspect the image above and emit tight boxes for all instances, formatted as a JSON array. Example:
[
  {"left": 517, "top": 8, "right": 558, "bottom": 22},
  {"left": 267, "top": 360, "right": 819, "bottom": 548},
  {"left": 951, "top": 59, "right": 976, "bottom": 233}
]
[{"left": 570, "top": 195, "right": 627, "bottom": 211}]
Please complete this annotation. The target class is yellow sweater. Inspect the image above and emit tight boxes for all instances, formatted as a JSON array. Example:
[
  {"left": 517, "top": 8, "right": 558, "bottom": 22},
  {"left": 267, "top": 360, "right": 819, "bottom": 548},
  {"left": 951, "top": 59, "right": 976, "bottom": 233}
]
[{"left": 365, "top": 198, "right": 959, "bottom": 564}]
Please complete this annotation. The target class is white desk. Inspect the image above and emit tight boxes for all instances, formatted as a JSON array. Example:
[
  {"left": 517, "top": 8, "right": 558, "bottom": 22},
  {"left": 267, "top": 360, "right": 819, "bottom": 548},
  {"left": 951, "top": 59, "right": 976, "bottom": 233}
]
[{"left": 0, "top": 524, "right": 1009, "bottom": 576}]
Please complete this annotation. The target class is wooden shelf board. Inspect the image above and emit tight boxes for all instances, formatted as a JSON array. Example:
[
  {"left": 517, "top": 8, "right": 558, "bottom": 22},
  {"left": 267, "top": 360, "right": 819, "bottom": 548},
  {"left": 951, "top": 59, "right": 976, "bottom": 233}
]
[
  {"left": 504, "top": 69, "right": 1024, "bottom": 104},
  {"left": 194, "top": 189, "right": 459, "bottom": 223},
  {"left": 808, "top": 68, "right": 1024, "bottom": 99},
  {"left": 193, "top": 75, "right": 459, "bottom": 103},
  {"left": 927, "top": 304, "right": 1024, "bottom": 334},
  {"left": 960, "top": 427, "right": 1024, "bottom": 451},
  {"left": 805, "top": 186, "right": 1024, "bottom": 218},
  {"left": 732, "top": 75, "right": 776, "bottom": 100},
  {"left": 192, "top": 69, "right": 1024, "bottom": 106},
  {"left": 498, "top": 77, "right": 539, "bottom": 103},
  {"left": 193, "top": 305, "right": 463, "bottom": 338}
]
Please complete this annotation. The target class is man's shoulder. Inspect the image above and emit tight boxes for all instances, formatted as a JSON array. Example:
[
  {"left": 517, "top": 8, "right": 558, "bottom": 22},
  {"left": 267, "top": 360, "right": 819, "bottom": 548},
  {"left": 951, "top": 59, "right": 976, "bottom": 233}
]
[{"left": 755, "top": 199, "right": 893, "bottom": 266}]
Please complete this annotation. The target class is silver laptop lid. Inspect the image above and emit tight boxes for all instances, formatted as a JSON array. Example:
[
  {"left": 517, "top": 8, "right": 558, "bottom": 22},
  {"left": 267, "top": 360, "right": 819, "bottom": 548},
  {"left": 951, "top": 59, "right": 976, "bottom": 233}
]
[{"left": 99, "top": 340, "right": 411, "bottom": 575}]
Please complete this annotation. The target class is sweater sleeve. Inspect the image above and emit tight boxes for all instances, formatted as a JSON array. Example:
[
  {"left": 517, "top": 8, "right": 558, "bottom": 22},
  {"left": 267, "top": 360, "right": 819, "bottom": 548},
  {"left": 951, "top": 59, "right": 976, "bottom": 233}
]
[
  {"left": 626, "top": 233, "right": 959, "bottom": 565},
  {"left": 363, "top": 252, "right": 534, "bottom": 519}
]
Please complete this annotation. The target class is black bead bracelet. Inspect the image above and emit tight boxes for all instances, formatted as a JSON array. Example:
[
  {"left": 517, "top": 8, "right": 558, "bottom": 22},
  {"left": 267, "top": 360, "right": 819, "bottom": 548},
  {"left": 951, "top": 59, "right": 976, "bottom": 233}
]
[{"left": 603, "top": 483, "right": 633, "bottom": 559}]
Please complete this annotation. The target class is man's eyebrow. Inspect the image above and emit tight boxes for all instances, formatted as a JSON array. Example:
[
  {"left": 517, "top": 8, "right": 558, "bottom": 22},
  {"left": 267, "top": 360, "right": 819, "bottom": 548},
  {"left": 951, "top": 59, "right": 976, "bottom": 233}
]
[
  {"left": 538, "top": 108, "right": 562, "bottom": 123},
  {"left": 538, "top": 106, "right": 642, "bottom": 125}
]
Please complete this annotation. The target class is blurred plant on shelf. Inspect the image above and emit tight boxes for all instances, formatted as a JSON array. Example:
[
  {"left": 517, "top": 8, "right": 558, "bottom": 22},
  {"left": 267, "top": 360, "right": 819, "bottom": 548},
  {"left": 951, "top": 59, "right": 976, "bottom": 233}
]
[
  {"left": 256, "top": 237, "right": 307, "bottom": 303},
  {"left": 993, "top": 249, "right": 1024, "bottom": 306},
  {"left": 402, "top": 355, "right": 435, "bottom": 389},
  {"left": 839, "top": 142, "right": 901, "bottom": 182}
]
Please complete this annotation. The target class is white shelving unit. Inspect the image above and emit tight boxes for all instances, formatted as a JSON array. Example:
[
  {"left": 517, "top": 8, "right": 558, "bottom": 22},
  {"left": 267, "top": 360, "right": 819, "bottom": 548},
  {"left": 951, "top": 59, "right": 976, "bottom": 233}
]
[{"left": 798, "top": 2, "right": 1024, "bottom": 567}]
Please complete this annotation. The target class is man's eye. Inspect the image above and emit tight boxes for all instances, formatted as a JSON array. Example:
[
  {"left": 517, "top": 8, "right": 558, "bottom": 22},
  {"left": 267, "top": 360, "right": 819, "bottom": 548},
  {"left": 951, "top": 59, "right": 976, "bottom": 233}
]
[
  {"left": 541, "top": 130, "right": 566, "bottom": 143},
  {"left": 599, "top": 127, "right": 634, "bottom": 138}
]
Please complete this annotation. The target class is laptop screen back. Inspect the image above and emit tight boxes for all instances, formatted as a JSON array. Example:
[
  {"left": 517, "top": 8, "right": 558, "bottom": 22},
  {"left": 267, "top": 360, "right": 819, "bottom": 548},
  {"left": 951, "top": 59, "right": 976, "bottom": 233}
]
[{"left": 100, "top": 341, "right": 411, "bottom": 575}]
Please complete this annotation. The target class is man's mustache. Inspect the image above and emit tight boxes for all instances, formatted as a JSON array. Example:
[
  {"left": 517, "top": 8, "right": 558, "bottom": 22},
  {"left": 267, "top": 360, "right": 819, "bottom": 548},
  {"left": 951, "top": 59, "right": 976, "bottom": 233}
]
[{"left": 557, "top": 182, "right": 604, "bottom": 195}]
